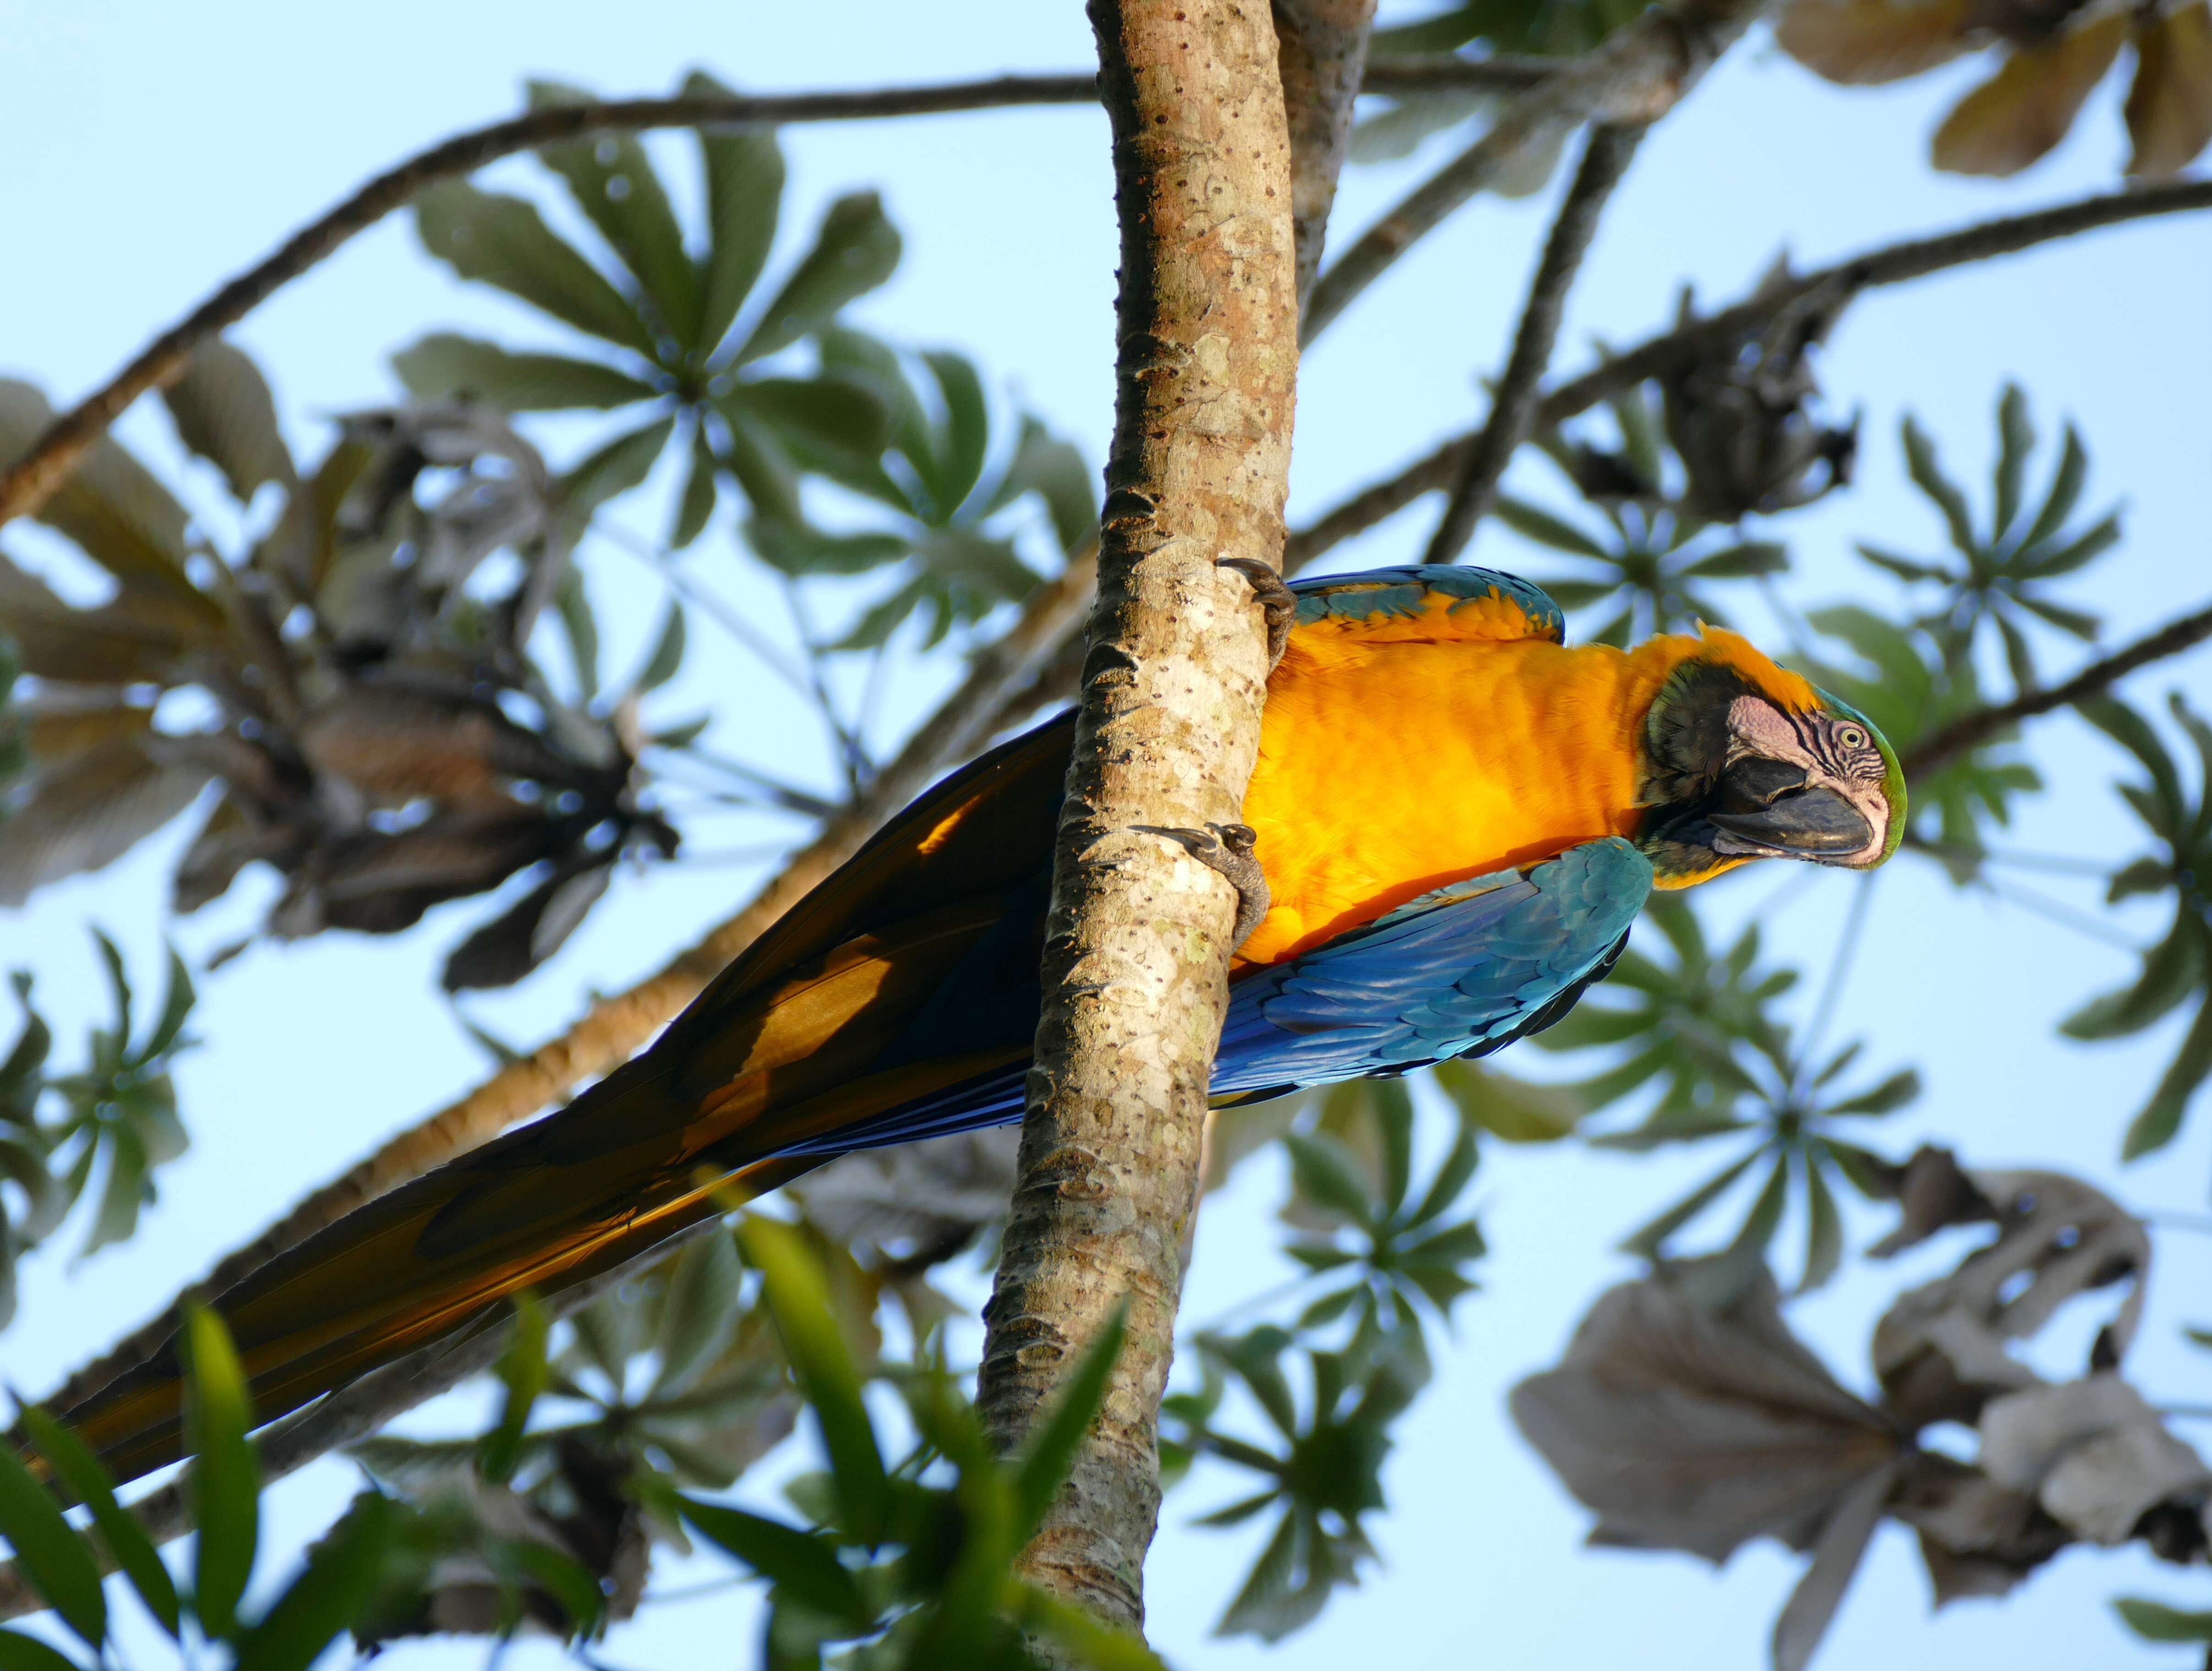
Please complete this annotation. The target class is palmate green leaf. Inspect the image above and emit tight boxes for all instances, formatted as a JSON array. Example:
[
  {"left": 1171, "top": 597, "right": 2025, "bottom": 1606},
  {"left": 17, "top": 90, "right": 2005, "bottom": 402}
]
[
  {"left": 2021, "top": 421, "right": 2088, "bottom": 551},
  {"left": 632, "top": 602, "right": 689, "bottom": 697},
  {"left": 2019, "top": 509, "right": 2120, "bottom": 580},
  {"left": 737, "top": 1217, "right": 889, "bottom": 1541},
  {"left": 684, "top": 72, "right": 784, "bottom": 355},
  {"left": 554, "top": 570, "right": 600, "bottom": 699},
  {"left": 413, "top": 180, "right": 658, "bottom": 358},
  {"left": 676, "top": 1495, "right": 865, "bottom": 1626},
  {"left": 1799, "top": 1154, "right": 1844, "bottom": 1294},
  {"left": 0, "top": 1437, "right": 106, "bottom": 1648},
  {"left": 2059, "top": 931, "right": 2200, "bottom": 1039},
  {"left": 183, "top": 1303, "right": 259, "bottom": 1641},
  {"left": 1284, "top": 1133, "right": 1376, "bottom": 1230},
  {"left": 833, "top": 528, "right": 1036, "bottom": 651},
  {"left": 563, "top": 415, "right": 676, "bottom": 517},
  {"left": 1431, "top": 1058, "right": 1583, "bottom": 1142},
  {"left": 19, "top": 1407, "right": 180, "bottom": 1636},
  {"left": 134, "top": 947, "right": 195, "bottom": 1069},
  {"left": 162, "top": 339, "right": 293, "bottom": 502},
  {"left": 530, "top": 81, "right": 701, "bottom": 348},
  {"left": 734, "top": 191, "right": 901, "bottom": 367},
  {"left": 748, "top": 519, "right": 910, "bottom": 579},
  {"left": 392, "top": 333, "right": 657, "bottom": 411},
  {"left": 231, "top": 1491, "right": 393, "bottom": 1671},
  {"left": 1619, "top": 1148, "right": 1762, "bottom": 1257},
  {"left": 1823, "top": 1066, "right": 1921, "bottom": 1117},
  {"left": 0, "top": 1632, "right": 82, "bottom": 1671},
  {"left": 1680, "top": 541, "right": 1787, "bottom": 579},
  {"left": 1493, "top": 494, "right": 1608, "bottom": 558},
  {"left": 718, "top": 410, "right": 803, "bottom": 524},
  {"left": 722, "top": 375, "right": 895, "bottom": 504},
  {"left": 81, "top": 1123, "right": 148, "bottom": 1259}
]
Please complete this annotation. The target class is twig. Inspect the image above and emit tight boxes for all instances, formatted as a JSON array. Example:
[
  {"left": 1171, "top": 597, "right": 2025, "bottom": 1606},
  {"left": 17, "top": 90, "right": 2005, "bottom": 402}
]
[
  {"left": 595, "top": 519, "right": 814, "bottom": 698},
  {"left": 1360, "top": 53, "right": 1561, "bottom": 93},
  {"left": 0, "top": 55, "right": 1567, "bottom": 532},
  {"left": 1904, "top": 596, "right": 2212, "bottom": 780},
  {"left": 1301, "top": 0, "right": 1763, "bottom": 345},
  {"left": 1284, "top": 176, "right": 2212, "bottom": 572},
  {"left": 1422, "top": 122, "right": 1644, "bottom": 564},
  {"left": 28, "top": 546, "right": 1096, "bottom": 1425},
  {"left": 1277, "top": 0, "right": 1382, "bottom": 313}
]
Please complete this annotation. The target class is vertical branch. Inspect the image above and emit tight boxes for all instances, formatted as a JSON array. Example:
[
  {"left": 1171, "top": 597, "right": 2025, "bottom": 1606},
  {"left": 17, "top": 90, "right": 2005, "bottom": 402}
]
[
  {"left": 975, "top": 0, "right": 1299, "bottom": 1633},
  {"left": 1422, "top": 121, "right": 1644, "bottom": 564},
  {"left": 1275, "top": 0, "right": 1381, "bottom": 314}
]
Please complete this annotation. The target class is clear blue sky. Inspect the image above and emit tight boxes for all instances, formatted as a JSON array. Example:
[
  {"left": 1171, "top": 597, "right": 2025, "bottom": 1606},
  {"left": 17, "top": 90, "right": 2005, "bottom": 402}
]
[{"left": 3, "top": 4, "right": 2211, "bottom": 1669}]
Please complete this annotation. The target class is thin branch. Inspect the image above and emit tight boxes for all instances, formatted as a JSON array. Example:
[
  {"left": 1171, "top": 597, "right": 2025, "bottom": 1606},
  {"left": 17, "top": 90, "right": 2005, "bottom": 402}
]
[
  {"left": 1422, "top": 121, "right": 1644, "bottom": 564},
  {"left": 1284, "top": 176, "right": 2212, "bottom": 572},
  {"left": 0, "top": 55, "right": 1567, "bottom": 532},
  {"left": 1360, "top": 53, "right": 1561, "bottom": 93},
  {"left": 1904, "top": 596, "right": 2212, "bottom": 780},
  {"left": 1276, "top": 0, "right": 1382, "bottom": 313},
  {"left": 29, "top": 546, "right": 1096, "bottom": 1425},
  {"left": 595, "top": 519, "right": 814, "bottom": 698},
  {"left": 1301, "top": 0, "right": 1763, "bottom": 345}
]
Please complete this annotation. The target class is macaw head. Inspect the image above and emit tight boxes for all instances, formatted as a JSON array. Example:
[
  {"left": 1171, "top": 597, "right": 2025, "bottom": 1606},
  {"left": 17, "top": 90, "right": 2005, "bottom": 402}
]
[{"left": 1633, "top": 627, "right": 1905, "bottom": 886}]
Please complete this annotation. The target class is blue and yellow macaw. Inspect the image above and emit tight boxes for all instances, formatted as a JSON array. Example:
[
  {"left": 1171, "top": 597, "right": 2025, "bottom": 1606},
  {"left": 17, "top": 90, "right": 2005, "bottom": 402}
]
[{"left": 49, "top": 565, "right": 1902, "bottom": 1482}]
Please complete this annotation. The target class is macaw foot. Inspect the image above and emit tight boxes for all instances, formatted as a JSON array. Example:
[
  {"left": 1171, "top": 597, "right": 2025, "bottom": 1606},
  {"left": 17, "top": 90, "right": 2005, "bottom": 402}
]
[
  {"left": 1135, "top": 821, "right": 1271, "bottom": 950},
  {"left": 1217, "top": 557, "right": 1296, "bottom": 669}
]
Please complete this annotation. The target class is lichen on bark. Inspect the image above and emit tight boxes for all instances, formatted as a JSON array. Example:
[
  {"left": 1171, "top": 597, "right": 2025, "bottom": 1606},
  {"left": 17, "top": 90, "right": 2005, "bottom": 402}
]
[{"left": 974, "top": 0, "right": 1300, "bottom": 1634}]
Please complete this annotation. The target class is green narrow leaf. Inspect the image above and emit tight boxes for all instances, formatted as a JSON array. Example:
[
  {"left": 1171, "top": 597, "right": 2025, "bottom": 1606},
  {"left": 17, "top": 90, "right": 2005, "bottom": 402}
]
[
  {"left": 917, "top": 351, "right": 989, "bottom": 517},
  {"left": 391, "top": 333, "right": 655, "bottom": 412},
  {"left": 0, "top": 1442, "right": 106, "bottom": 1649},
  {"left": 632, "top": 604, "right": 689, "bottom": 697},
  {"left": 480, "top": 1292, "right": 549, "bottom": 1484},
  {"left": 1901, "top": 416, "right": 1977, "bottom": 554},
  {"left": 676, "top": 1496, "right": 865, "bottom": 1625},
  {"left": 1493, "top": 495, "right": 1609, "bottom": 559},
  {"left": 183, "top": 1303, "right": 259, "bottom": 1641},
  {"left": 1618, "top": 1148, "right": 1763, "bottom": 1257},
  {"left": 2122, "top": 994, "right": 2212, "bottom": 1161},
  {"left": 529, "top": 82, "right": 702, "bottom": 348},
  {"left": 413, "top": 180, "right": 658, "bottom": 358},
  {"left": 1284, "top": 1133, "right": 1377, "bottom": 1230},
  {"left": 20, "top": 1407, "right": 180, "bottom": 1637},
  {"left": 554, "top": 570, "right": 600, "bottom": 701},
  {"left": 733, "top": 191, "right": 900, "bottom": 366},
  {"left": 1799, "top": 1154, "right": 1844, "bottom": 1294},
  {"left": 1371, "top": 1081, "right": 1415, "bottom": 1219},
  {"left": 650, "top": 1228, "right": 740, "bottom": 1394},
  {"left": 231, "top": 1492, "right": 393, "bottom": 1671},
  {"left": 2114, "top": 1597, "right": 2212, "bottom": 1642},
  {"left": 736, "top": 1217, "right": 888, "bottom": 1540},
  {"left": 0, "top": 1630, "right": 84, "bottom": 1671},
  {"left": 134, "top": 948, "right": 195, "bottom": 1068},
  {"left": 2021, "top": 422, "right": 2087, "bottom": 550},
  {"left": 562, "top": 417, "right": 675, "bottom": 518},
  {"left": 685, "top": 72, "right": 784, "bottom": 355},
  {"left": 671, "top": 426, "right": 719, "bottom": 550},
  {"left": 92, "top": 930, "right": 131, "bottom": 1049},
  {"left": 1991, "top": 383, "right": 2033, "bottom": 539},
  {"left": 1012, "top": 1306, "right": 1126, "bottom": 1543}
]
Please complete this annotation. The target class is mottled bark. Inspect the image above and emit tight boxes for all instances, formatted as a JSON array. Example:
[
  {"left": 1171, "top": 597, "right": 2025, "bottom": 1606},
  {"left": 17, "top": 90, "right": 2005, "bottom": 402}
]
[
  {"left": 1274, "top": 0, "right": 1379, "bottom": 311},
  {"left": 975, "top": 0, "right": 1299, "bottom": 1633}
]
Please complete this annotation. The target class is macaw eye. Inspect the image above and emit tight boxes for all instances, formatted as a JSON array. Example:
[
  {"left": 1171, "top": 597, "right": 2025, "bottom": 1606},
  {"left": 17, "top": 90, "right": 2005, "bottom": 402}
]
[{"left": 1836, "top": 725, "right": 1867, "bottom": 750}]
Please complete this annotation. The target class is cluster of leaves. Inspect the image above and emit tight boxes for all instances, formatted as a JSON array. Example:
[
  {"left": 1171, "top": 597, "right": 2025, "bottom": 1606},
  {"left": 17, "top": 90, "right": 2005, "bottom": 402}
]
[
  {"left": 0, "top": 347, "right": 683, "bottom": 989},
  {"left": 1158, "top": 1074, "right": 1499, "bottom": 1640},
  {"left": 1515, "top": 1148, "right": 2207, "bottom": 1671},
  {"left": 1776, "top": 0, "right": 2212, "bottom": 179},
  {"left": 0, "top": 937, "right": 195, "bottom": 1327},
  {"left": 394, "top": 78, "right": 1096, "bottom": 681},
  {"left": 1527, "top": 896, "right": 1920, "bottom": 1299}
]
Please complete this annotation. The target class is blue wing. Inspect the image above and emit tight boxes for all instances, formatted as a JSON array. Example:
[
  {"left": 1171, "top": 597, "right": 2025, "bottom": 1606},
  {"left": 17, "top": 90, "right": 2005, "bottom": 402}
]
[
  {"left": 1287, "top": 564, "right": 1565, "bottom": 641},
  {"left": 777, "top": 837, "right": 1650, "bottom": 1156},
  {"left": 1209, "top": 836, "right": 1652, "bottom": 1098}
]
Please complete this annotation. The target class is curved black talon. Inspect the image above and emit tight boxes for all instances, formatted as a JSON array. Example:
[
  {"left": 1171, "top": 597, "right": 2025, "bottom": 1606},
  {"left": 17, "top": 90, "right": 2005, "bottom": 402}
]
[
  {"left": 1133, "top": 820, "right": 1272, "bottom": 950},
  {"left": 1217, "top": 557, "right": 1297, "bottom": 669}
]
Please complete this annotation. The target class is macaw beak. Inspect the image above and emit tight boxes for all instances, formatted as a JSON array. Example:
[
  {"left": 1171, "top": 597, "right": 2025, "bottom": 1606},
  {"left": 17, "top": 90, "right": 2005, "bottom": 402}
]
[{"left": 1707, "top": 757, "right": 1874, "bottom": 857}]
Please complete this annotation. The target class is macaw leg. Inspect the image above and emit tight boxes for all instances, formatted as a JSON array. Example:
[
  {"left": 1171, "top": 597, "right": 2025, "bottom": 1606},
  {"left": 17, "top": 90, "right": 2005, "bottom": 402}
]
[
  {"left": 1133, "top": 821, "right": 1271, "bottom": 949},
  {"left": 1216, "top": 557, "right": 1297, "bottom": 669}
]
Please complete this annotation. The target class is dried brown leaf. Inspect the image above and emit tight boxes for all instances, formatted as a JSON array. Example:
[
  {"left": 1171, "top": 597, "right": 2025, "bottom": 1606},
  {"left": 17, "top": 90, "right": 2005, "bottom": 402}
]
[
  {"left": 1979, "top": 1375, "right": 2212, "bottom": 1545},
  {"left": 1871, "top": 1159, "right": 2147, "bottom": 1427},
  {"left": 1509, "top": 1262, "right": 1901, "bottom": 1565},
  {"left": 0, "top": 729, "right": 209, "bottom": 904},
  {"left": 0, "top": 552, "right": 218, "bottom": 683},
  {"left": 161, "top": 340, "right": 295, "bottom": 502},
  {"left": 1775, "top": 0, "right": 1978, "bottom": 83},
  {"left": 1933, "top": 11, "right": 2130, "bottom": 175},
  {"left": 1890, "top": 1453, "right": 2071, "bottom": 1604},
  {"left": 2125, "top": 1, "right": 2212, "bottom": 175},
  {"left": 296, "top": 684, "right": 579, "bottom": 803}
]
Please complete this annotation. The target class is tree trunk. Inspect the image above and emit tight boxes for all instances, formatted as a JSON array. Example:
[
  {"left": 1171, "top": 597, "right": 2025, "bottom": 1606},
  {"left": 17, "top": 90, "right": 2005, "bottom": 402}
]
[{"left": 974, "top": 0, "right": 1299, "bottom": 1634}]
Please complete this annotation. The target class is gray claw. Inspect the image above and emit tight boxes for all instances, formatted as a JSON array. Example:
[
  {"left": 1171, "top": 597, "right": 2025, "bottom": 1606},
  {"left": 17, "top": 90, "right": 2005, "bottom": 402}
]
[
  {"left": 1135, "top": 821, "right": 1271, "bottom": 950},
  {"left": 1217, "top": 557, "right": 1296, "bottom": 669}
]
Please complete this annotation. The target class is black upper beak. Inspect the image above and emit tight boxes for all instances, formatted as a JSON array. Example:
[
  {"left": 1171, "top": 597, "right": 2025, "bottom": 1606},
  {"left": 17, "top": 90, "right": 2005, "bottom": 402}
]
[{"left": 1707, "top": 758, "right": 1873, "bottom": 856}]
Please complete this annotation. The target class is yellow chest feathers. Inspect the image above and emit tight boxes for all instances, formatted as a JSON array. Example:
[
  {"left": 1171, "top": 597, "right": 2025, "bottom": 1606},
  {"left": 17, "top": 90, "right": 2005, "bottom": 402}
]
[{"left": 1234, "top": 633, "right": 1671, "bottom": 965}]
